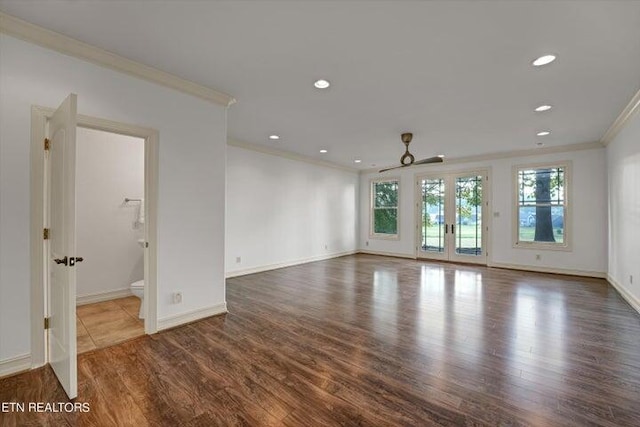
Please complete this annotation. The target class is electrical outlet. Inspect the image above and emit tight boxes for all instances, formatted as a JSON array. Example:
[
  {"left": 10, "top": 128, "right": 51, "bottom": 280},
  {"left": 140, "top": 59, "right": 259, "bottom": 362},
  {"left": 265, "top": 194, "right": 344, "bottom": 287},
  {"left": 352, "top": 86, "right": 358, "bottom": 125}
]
[
  {"left": 365, "top": 241, "right": 369, "bottom": 246},
  {"left": 173, "top": 292, "right": 182, "bottom": 304},
  {"left": 236, "top": 256, "right": 241, "bottom": 264},
  {"left": 535, "top": 254, "right": 541, "bottom": 261},
  {"left": 631, "top": 275, "right": 634, "bottom": 284}
]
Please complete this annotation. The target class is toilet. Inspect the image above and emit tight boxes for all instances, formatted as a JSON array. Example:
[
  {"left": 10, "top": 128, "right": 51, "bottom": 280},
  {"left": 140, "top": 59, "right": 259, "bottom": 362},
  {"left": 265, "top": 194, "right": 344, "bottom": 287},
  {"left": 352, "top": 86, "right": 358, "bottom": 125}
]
[
  {"left": 130, "top": 238, "right": 146, "bottom": 319},
  {"left": 130, "top": 280, "right": 145, "bottom": 319}
]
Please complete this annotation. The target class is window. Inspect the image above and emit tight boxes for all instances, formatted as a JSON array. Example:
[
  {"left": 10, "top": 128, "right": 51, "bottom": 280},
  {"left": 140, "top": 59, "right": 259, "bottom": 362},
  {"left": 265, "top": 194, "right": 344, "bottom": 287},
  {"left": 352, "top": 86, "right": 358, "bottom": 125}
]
[
  {"left": 514, "top": 162, "right": 570, "bottom": 249},
  {"left": 371, "top": 179, "right": 399, "bottom": 238}
]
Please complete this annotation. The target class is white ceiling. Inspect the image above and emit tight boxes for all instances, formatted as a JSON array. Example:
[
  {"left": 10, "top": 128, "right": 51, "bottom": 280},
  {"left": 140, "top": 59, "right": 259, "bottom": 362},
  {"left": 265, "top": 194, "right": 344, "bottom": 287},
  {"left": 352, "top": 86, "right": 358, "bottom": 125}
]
[{"left": 2, "top": 1, "right": 640, "bottom": 169}]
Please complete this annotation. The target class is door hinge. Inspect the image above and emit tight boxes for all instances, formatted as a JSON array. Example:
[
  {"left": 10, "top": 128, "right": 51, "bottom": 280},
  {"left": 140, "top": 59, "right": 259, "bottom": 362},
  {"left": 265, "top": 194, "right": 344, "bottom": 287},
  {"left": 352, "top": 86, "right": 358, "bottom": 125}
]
[
  {"left": 44, "top": 138, "right": 50, "bottom": 151},
  {"left": 44, "top": 317, "right": 50, "bottom": 330},
  {"left": 43, "top": 228, "right": 49, "bottom": 240}
]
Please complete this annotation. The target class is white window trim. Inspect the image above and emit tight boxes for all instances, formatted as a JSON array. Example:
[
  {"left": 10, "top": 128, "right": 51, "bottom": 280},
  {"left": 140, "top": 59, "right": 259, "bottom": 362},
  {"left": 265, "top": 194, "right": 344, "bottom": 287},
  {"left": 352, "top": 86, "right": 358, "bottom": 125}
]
[
  {"left": 370, "top": 177, "right": 401, "bottom": 240},
  {"left": 512, "top": 161, "right": 572, "bottom": 251}
]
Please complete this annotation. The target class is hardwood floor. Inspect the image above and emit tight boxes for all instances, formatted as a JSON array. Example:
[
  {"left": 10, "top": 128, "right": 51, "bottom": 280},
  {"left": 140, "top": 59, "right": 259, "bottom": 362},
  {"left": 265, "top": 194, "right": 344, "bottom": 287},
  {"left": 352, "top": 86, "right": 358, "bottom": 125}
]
[
  {"left": 77, "top": 296, "right": 144, "bottom": 354},
  {"left": 1, "top": 254, "right": 639, "bottom": 426}
]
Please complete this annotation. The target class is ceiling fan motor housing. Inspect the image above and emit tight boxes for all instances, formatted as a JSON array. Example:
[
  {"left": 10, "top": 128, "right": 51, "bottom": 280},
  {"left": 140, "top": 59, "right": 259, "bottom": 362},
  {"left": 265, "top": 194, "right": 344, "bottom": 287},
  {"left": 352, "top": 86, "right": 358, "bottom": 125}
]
[{"left": 400, "top": 132, "right": 414, "bottom": 165}]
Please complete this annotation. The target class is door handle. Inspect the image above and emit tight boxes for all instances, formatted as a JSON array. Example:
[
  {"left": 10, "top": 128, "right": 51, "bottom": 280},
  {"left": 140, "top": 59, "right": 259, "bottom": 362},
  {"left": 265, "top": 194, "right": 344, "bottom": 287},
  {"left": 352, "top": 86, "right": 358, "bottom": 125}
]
[
  {"left": 69, "top": 257, "right": 84, "bottom": 266},
  {"left": 54, "top": 256, "right": 68, "bottom": 265},
  {"left": 445, "top": 224, "right": 449, "bottom": 234},
  {"left": 53, "top": 256, "right": 83, "bottom": 266},
  {"left": 452, "top": 224, "right": 455, "bottom": 234}
]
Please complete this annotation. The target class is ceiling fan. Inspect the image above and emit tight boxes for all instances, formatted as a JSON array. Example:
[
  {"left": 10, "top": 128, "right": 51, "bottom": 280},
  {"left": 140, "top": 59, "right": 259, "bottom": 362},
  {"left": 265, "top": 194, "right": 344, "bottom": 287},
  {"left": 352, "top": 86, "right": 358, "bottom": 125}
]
[{"left": 379, "top": 133, "right": 443, "bottom": 173}]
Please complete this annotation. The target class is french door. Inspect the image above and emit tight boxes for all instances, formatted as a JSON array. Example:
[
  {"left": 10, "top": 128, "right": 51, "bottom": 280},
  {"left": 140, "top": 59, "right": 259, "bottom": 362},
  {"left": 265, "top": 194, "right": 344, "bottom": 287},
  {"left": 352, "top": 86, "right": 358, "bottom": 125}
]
[{"left": 416, "top": 170, "right": 488, "bottom": 264}]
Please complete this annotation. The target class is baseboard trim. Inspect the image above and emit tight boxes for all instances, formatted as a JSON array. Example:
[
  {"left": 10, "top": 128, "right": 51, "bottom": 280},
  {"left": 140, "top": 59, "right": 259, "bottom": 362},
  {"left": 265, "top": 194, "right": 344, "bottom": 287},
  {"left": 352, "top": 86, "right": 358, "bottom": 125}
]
[
  {"left": 157, "top": 303, "right": 227, "bottom": 331},
  {"left": 76, "top": 288, "right": 132, "bottom": 306},
  {"left": 489, "top": 262, "right": 606, "bottom": 278},
  {"left": 0, "top": 353, "right": 31, "bottom": 379},
  {"left": 357, "top": 250, "right": 417, "bottom": 260},
  {"left": 607, "top": 274, "right": 640, "bottom": 314},
  {"left": 226, "top": 250, "right": 357, "bottom": 278}
]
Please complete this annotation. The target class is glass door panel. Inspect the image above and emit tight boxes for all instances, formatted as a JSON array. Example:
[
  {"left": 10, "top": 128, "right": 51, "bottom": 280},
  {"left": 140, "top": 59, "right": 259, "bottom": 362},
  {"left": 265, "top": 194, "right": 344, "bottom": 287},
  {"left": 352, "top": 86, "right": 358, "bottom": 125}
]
[
  {"left": 419, "top": 177, "right": 447, "bottom": 258},
  {"left": 454, "top": 175, "right": 483, "bottom": 258},
  {"left": 417, "top": 170, "right": 487, "bottom": 265}
]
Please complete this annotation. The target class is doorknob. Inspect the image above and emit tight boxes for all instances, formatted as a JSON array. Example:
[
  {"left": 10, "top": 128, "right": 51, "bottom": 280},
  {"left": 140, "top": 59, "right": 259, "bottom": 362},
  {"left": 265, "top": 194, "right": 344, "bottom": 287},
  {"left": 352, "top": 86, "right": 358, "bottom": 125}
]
[
  {"left": 75, "top": 257, "right": 83, "bottom": 263},
  {"left": 54, "top": 256, "right": 68, "bottom": 265}
]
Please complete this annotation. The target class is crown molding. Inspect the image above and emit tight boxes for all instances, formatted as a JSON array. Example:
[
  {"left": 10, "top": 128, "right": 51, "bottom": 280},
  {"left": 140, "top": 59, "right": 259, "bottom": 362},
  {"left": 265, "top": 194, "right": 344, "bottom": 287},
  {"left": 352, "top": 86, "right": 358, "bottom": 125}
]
[
  {"left": 360, "top": 141, "right": 603, "bottom": 174},
  {"left": 0, "top": 12, "right": 235, "bottom": 107},
  {"left": 228, "top": 138, "right": 359, "bottom": 173},
  {"left": 600, "top": 87, "right": 640, "bottom": 146}
]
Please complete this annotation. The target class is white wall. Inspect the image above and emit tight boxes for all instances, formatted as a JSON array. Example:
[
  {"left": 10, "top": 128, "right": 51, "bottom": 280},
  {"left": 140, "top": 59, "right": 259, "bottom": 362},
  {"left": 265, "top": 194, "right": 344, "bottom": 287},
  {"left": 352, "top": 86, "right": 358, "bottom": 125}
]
[
  {"left": 76, "top": 128, "right": 145, "bottom": 299},
  {"left": 226, "top": 144, "right": 358, "bottom": 275},
  {"left": 0, "top": 35, "right": 227, "bottom": 363},
  {"left": 359, "top": 147, "right": 608, "bottom": 275},
  {"left": 607, "top": 107, "right": 640, "bottom": 311}
]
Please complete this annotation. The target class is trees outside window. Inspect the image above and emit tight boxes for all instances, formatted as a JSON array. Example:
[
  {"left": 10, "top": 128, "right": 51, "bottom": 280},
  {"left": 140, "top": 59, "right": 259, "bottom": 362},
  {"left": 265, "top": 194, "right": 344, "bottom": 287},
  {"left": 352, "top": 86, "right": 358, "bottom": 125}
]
[
  {"left": 371, "top": 179, "right": 399, "bottom": 238},
  {"left": 515, "top": 163, "right": 569, "bottom": 249}
]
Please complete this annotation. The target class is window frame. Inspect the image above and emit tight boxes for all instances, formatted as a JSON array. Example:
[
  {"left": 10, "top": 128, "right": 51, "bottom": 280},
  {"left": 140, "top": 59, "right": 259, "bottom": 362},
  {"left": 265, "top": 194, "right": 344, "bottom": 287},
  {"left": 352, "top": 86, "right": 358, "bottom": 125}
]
[
  {"left": 512, "top": 161, "right": 572, "bottom": 251},
  {"left": 370, "top": 177, "right": 400, "bottom": 240}
]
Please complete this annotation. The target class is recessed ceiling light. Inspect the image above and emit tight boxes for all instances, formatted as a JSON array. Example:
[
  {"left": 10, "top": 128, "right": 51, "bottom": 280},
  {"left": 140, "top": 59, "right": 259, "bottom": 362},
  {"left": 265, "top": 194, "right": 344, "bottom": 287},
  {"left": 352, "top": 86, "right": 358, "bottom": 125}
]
[
  {"left": 268, "top": 135, "right": 280, "bottom": 140},
  {"left": 314, "top": 79, "right": 330, "bottom": 89},
  {"left": 532, "top": 54, "right": 556, "bottom": 67},
  {"left": 319, "top": 149, "right": 328, "bottom": 153},
  {"left": 437, "top": 154, "right": 445, "bottom": 158},
  {"left": 534, "top": 105, "right": 552, "bottom": 112},
  {"left": 536, "top": 131, "right": 551, "bottom": 136},
  {"left": 354, "top": 159, "right": 362, "bottom": 163}
]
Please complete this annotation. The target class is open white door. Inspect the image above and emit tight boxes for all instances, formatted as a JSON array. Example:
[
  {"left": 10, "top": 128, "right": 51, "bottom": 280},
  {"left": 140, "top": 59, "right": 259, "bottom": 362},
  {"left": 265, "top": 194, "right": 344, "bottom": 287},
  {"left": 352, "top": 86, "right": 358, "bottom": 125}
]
[{"left": 48, "top": 94, "right": 78, "bottom": 399}]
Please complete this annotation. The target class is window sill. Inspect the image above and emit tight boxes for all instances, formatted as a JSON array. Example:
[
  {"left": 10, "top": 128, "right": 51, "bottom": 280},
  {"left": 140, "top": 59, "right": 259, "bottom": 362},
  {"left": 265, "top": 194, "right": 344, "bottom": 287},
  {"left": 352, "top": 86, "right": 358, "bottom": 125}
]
[
  {"left": 513, "top": 241, "right": 572, "bottom": 252},
  {"left": 369, "top": 233, "right": 400, "bottom": 241}
]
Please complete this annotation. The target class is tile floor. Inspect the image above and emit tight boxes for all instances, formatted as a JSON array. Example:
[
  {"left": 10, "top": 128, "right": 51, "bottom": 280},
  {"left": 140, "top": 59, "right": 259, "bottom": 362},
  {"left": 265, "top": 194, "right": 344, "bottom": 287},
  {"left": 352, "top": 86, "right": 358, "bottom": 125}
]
[{"left": 76, "top": 296, "right": 144, "bottom": 354}]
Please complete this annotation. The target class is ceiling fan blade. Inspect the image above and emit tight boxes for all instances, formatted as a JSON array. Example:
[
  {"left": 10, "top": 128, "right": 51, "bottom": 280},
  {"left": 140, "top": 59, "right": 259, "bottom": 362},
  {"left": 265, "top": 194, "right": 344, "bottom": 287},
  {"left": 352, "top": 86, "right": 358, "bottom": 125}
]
[
  {"left": 378, "top": 163, "right": 410, "bottom": 173},
  {"left": 413, "top": 156, "right": 444, "bottom": 165},
  {"left": 379, "top": 156, "right": 443, "bottom": 173}
]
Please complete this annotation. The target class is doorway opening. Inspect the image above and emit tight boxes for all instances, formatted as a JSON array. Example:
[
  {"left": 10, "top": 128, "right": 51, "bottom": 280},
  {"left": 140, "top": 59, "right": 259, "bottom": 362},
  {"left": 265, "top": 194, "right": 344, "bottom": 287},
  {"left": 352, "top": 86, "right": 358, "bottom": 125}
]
[
  {"left": 30, "top": 95, "right": 159, "bottom": 399},
  {"left": 74, "top": 128, "right": 146, "bottom": 353}
]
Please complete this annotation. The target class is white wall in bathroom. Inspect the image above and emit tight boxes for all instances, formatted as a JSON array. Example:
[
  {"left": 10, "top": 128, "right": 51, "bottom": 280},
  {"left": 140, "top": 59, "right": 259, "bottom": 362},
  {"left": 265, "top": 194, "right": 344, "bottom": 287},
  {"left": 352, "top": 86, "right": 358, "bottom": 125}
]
[{"left": 75, "top": 127, "right": 145, "bottom": 300}]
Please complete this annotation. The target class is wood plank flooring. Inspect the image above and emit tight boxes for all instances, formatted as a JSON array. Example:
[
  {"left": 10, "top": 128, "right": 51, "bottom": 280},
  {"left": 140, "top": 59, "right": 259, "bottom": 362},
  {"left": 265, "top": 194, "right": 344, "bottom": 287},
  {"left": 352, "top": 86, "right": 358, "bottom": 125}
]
[{"left": 1, "top": 254, "right": 640, "bottom": 426}]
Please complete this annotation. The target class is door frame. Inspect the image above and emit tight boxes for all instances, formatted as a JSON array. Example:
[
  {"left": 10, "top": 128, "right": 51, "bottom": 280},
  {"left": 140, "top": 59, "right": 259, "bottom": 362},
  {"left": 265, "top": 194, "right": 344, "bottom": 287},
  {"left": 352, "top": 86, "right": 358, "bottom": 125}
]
[
  {"left": 30, "top": 106, "right": 159, "bottom": 368},
  {"left": 414, "top": 168, "right": 492, "bottom": 265}
]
